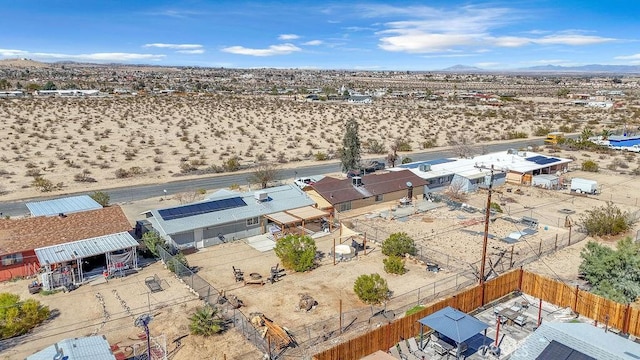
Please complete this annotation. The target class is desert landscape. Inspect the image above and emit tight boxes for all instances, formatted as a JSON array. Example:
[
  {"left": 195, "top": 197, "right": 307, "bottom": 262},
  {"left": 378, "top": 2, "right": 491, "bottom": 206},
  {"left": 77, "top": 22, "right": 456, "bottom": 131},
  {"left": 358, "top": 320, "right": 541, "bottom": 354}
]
[{"left": 2, "top": 63, "right": 640, "bottom": 359}]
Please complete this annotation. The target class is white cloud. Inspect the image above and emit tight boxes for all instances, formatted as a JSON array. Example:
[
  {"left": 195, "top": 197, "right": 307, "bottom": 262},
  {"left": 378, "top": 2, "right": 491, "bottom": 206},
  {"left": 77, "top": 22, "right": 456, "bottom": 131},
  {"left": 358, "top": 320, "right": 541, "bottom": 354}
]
[
  {"left": 0, "top": 49, "right": 165, "bottom": 62},
  {"left": 278, "top": 34, "right": 300, "bottom": 40},
  {"left": 535, "top": 34, "right": 614, "bottom": 46},
  {"left": 474, "top": 62, "right": 500, "bottom": 68},
  {"left": 302, "top": 40, "right": 323, "bottom": 46},
  {"left": 369, "top": 5, "right": 616, "bottom": 53},
  {"left": 221, "top": 43, "right": 301, "bottom": 56},
  {"left": 144, "top": 43, "right": 203, "bottom": 50},
  {"left": 177, "top": 49, "right": 205, "bottom": 54},
  {"left": 615, "top": 53, "right": 640, "bottom": 60},
  {"left": 379, "top": 32, "right": 478, "bottom": 53}
]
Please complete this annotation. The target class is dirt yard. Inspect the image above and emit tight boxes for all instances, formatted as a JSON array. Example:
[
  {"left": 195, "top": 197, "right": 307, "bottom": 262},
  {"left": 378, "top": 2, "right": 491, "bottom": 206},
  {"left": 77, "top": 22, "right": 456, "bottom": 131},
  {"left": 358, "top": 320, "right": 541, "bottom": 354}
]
[{"left": 3, "top": 147, "right": 640, "bottom": 359}]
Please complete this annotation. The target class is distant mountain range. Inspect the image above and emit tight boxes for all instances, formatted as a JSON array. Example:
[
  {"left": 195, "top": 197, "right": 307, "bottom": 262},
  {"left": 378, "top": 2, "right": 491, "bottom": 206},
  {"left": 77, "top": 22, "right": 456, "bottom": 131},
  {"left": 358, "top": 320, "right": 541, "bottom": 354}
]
[{"left": 441, "top": 64, "right": 640, "bottom": 74}]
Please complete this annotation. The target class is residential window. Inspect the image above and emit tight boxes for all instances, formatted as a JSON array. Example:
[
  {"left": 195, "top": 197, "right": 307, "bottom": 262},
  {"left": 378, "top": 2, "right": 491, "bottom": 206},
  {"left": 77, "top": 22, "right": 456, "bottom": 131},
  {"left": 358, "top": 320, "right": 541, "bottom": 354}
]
[
  {"left": 1, "top": 253, "right": 23, "bottom": 266},
  {"left": 338, "top": 202, "right": 352, "bottom": 212},
  {"left": 375, "top": 194, "right": 384, "bottom": 202},
  {"left": 246, "top": 217, "right": 260, "bottom": 226}
]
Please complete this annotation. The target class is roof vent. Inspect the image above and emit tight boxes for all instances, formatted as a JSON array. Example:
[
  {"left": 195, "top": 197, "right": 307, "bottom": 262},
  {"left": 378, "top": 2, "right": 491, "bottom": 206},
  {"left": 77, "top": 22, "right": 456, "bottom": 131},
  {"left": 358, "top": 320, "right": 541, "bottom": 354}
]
[
  {"left": 255, "top": 191, "right": 268, "bottom": 202},
  {"left": 352, "top": 176, "right": 363, "bottom": 187},
  {"left": 419, "top": 164, "right": 431, "bottom": 172}
]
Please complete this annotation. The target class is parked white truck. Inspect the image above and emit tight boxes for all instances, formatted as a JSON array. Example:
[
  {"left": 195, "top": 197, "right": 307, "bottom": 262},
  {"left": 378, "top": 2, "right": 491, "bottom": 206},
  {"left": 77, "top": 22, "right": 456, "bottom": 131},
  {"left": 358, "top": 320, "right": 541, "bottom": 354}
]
[{"left": 570, "top": 178, "right": 598, "bottom": 195}]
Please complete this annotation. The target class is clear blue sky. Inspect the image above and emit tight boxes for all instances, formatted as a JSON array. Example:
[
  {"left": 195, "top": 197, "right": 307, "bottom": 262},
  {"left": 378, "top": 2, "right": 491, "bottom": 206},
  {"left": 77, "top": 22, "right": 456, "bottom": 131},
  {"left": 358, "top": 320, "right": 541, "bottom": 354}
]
[{"left": 2, "top": 0, "right": 638, "bottom": 70}]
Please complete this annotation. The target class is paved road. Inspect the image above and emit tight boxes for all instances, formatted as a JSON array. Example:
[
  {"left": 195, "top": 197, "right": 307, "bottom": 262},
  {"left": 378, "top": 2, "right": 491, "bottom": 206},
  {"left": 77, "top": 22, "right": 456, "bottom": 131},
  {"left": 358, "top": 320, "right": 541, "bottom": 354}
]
[{"left": 0, "top": 139, "right": 542, "bottom": 217}]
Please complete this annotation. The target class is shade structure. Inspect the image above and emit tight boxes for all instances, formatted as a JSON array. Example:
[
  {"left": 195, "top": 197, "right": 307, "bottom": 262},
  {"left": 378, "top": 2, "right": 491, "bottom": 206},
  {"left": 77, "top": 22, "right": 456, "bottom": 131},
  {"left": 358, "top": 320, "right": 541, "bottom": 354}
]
[{"left": 418, "top": 306, "right": 488, "bottom": 344}]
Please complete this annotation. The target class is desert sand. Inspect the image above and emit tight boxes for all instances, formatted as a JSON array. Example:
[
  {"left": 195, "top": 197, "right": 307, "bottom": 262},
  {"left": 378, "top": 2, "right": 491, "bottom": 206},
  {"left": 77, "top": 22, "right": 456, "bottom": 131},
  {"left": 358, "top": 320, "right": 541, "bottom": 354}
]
[
  {"left": 0, "top": 94, "right": 633, "bottom": 201},
  {"left": 1, "top": 93, "right": 640, "bottom": 359}
]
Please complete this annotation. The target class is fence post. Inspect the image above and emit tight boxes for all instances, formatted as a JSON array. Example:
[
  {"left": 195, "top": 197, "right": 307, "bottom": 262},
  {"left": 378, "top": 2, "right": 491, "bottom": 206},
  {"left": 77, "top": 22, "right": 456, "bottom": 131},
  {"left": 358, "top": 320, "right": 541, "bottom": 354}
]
[
  {"left": 518, "top": 267, "right": 524, "bottom": 291},
  {"left": 339, "top": 299, "right": 343, "bottom": 334},
  {"left": 417, "top": 288, "right": 421, "bottom": 305},
  {"left": 573, "top": 285, "right": 579, "bottom": 314},
  {"left": 554, "top": 234, "right": 558, "bottom": 251},
  {"left": 538, "top": 241, "right": 542, "bottom": 257}
]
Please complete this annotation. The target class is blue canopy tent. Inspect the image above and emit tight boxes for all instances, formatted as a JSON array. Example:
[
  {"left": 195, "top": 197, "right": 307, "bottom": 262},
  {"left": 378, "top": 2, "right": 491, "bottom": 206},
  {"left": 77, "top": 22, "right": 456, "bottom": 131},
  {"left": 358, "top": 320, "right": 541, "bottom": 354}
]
[{"left": 418, "top": 306, "right": 489, "bottom": 357}]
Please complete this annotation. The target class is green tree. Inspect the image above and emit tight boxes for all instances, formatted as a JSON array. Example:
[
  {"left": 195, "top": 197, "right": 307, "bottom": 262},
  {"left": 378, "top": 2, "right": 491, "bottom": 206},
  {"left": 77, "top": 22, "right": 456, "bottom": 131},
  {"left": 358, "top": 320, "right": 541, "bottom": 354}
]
[
  {"left": 601, "top": 129, "right": 613, "bottom": 140},
  {"left": 89, "top": 191, "right": 110, "bottom": 207},
  {"left": 42, "top": 81, "right": 57, "bottom": 91},
  {"left": 579, "top": 202, "right": 634, "bottom": 237},
  {"left": 167, "top": 252, "right": 189, "bottom": 274},
  {"left": 142, "top": 231, "right": 167, "bottom": 258},
  {"left": 274, "top": 234, "right": 317, "bottom": 272},
  {"left": 188, "top": 306, "right": 224, "bottom": 336},
  {"left": 383, "top": 255, "right": 407, "bottom": 275},
  {"left": 0, "top": 293, "right": 50, "bottom": 339},
  {"left": 581, "top": 128, "right": 594, "bottom": 142},
  {"left": 353, "top": 273, "right": 390, "bottom": 304},
  {"left": 381, "top": 232, "right": 417, "bottom": 257},
  {"left": 401, "top": 157, "right": 413, "bottom": 164},
  {"left": 579, "top": 238, "right": 640, "bottom": 303},
  {"left": 247, "top": 163, "right": 280, "bottom": 189},
  {"left": 0, "top": 79, "right": 10, "bottom": 90},
  {"left": 339, "top": 119, "right": 361, "bottom": 172}
]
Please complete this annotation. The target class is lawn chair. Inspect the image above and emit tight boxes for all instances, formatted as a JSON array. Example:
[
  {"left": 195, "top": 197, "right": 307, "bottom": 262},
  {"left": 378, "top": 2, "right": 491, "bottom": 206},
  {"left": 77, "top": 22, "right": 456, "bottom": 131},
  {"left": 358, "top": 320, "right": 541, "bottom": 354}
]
[
  {"left": 389, "top": 346, "right": 402, "bottom": 359},
  {"left": 232, "top": 266, "right": 244, "bottom": 282},
  {"left": 398, "top": 340, "right": 419, "bottom": 360},
  {"left": 407, "top": 338, "right": 428, "bottom": 359}
]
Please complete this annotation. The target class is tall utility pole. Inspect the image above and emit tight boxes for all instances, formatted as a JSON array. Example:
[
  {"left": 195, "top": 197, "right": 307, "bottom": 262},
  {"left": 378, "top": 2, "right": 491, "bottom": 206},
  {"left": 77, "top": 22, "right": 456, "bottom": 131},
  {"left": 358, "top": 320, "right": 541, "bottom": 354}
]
[{"left": 477, "top": 165, "right": 498, "bottom": 306}]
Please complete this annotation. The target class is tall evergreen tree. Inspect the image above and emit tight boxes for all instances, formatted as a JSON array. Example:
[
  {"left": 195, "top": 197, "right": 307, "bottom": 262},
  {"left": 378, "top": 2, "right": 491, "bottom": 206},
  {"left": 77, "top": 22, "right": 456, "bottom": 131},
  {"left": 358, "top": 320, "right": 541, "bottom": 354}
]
[{"left": 340, "top": 119, "right": 361, "bottom": 172}]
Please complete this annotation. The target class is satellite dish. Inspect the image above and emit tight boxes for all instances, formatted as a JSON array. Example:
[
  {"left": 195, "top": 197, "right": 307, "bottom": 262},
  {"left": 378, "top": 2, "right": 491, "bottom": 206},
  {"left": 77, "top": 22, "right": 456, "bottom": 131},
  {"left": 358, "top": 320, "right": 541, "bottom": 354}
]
[{"left": 406, "top": 181, "right": 413, "bottom": 187}]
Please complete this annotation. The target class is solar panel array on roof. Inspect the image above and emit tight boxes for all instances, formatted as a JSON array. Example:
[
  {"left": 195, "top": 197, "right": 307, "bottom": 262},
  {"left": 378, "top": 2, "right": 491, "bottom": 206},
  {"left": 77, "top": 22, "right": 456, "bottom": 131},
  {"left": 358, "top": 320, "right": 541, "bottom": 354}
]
[
  {"left": 158, "top": 197, "right": 247, "bottom": 221},
  {"left": 526, "top": 155, "right": 560, "bottom": 165},
  {"left": 537, "top": 340, "right": 595, "bottom": 360}
]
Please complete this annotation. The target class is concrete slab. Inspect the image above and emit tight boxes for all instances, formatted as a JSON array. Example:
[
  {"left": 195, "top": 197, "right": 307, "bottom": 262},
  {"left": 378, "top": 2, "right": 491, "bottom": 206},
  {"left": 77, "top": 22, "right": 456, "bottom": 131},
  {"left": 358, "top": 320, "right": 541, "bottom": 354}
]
[{"left": 245, "top": 234, "right": 276, "bottom": 252}]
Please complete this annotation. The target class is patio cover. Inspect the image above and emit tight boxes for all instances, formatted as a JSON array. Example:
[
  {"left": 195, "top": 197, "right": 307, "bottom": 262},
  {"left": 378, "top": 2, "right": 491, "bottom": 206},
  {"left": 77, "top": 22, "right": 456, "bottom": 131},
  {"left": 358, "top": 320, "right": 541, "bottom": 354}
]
[
  {"left": 286, "top": 206, "right": 329, "bottom": 221},
  {"left": 35, "top": 232, "right": 139, "bottom": 265},
  {"left": 305, "top": 189, "right": 333, "bottom": 210},
  {"left": 418, "top": 306, "right": 488, "bottom": 344},
  {"left": 265, "top": 211, "right": 300, "bottom": 225},
  {"left": 339, "top": 225, "right": 362, "bottom": 240}
]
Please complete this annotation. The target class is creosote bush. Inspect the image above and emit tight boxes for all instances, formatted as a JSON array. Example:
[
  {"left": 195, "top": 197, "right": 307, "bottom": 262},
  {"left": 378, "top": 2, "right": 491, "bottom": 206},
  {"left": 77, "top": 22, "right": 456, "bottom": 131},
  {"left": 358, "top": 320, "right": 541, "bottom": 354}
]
[
  {"left": 353, "top": 273, "right": 390, "bottom": 304},
  {"left": 0, "top": 293, "right": 50, "bottom": 339},
  {"left": 579, "top": 202, "right": 635, "bottom": 237},
  {"left": 581, "top": 160, "right": 599, "bottom": 172}
]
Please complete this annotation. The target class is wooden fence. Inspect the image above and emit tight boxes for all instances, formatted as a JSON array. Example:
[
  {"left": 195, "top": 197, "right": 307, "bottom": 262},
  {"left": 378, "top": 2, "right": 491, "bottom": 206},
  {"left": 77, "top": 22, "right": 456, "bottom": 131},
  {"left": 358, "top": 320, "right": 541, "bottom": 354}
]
[{"left": 313, "top": 269, "right": 639, "bottom": 360}]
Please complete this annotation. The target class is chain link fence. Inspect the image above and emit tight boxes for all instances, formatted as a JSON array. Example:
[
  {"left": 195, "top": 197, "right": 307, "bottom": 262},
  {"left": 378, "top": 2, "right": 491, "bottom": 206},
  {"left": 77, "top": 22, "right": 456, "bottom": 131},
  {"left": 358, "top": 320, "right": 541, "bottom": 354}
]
[{"left": 156, "top": 246, "right": 273, "bottom": 356}]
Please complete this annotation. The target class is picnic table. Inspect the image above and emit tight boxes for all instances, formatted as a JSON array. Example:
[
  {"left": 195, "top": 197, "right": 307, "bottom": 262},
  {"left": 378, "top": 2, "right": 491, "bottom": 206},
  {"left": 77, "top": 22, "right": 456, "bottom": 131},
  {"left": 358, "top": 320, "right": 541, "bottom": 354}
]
[{"left": 499, "top": 305, "right": 523, "bottom": 325}]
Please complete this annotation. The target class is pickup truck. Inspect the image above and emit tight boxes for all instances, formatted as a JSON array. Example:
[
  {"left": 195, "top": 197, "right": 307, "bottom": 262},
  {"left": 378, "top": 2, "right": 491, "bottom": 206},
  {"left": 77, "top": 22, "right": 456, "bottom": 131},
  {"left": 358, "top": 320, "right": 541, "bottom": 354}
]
[{"left": 363, "top": 160, "right": 386, "bottom": 173}]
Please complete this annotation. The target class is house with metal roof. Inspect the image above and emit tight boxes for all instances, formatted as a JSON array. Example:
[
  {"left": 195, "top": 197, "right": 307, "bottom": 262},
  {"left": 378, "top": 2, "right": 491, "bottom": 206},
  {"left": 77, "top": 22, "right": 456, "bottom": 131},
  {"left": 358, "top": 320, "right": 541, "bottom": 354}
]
[
  {"left": 26, "top": 195, "right": 102, "bottom": 217},
  {"left": 27, "top": 335, "right": 116, "bottom": 360},
  {"left": 390, "top": 150, "right": 572, "bottom": 193},
  {"left": 511, "top": 322, "right": 640, "bottom": 360},
  {"left": 143, "top": 184, "right": 317, "bottom": 249},
  {"left": 0, "top": 206, "right": 133, "bottom": 283},
  {"left": 310, "top": 170, "right": 428, "bottom": 213}
]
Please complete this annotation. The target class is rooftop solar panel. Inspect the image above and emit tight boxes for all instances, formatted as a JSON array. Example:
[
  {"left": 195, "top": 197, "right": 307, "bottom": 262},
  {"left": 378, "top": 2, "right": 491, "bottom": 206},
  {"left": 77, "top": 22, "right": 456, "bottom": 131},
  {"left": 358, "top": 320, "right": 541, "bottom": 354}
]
[
  {"left": 537, "top": 340, "right": 595, "bottom": 360},
  {"left": 158, "top": 197, "right": 247, "bottom": 221},
  {"left": 399, "top": 158, "right": 455, "bottom": 169}
]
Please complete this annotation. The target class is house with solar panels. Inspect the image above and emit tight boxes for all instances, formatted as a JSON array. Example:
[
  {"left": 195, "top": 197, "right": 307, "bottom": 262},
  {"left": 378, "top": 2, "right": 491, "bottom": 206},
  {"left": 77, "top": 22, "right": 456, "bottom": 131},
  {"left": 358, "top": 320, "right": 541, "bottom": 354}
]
[
  {"left": 143, "top": 184, "right": 317, "bottom": 250},
  {"left": 390, "top": 150, "right": 572, "bottom": 193}
]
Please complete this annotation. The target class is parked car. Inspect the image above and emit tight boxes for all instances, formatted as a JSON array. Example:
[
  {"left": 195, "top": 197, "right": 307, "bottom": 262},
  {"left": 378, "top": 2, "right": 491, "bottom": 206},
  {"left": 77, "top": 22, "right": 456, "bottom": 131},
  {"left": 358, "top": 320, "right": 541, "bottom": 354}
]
[{"left": 363, "top": 160, "right": 386, "bottom": 173}]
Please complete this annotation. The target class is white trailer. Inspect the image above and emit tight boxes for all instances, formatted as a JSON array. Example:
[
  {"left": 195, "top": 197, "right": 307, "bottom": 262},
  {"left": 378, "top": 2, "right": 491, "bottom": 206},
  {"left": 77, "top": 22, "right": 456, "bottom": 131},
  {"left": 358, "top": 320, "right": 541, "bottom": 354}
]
[{"left": 570, "top": 178, "right": 598, "bottom": 195}]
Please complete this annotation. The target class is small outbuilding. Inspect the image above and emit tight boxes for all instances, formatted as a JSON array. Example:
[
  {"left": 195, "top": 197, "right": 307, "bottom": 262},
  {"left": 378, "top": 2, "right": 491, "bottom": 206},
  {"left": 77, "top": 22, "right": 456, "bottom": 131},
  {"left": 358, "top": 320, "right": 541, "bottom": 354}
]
[{"left": 27, "top": 335, "right": 116, "bottom": 360}]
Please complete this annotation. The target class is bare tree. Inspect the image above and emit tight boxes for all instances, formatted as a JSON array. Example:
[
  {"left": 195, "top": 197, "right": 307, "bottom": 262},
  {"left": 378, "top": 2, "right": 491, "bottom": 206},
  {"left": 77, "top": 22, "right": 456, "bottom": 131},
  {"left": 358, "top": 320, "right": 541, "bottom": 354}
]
[
  {"left": 448, "top": 134, "right": 476, "bottom": 158},
  {"left": 387, "top": 140, "right": 399, "bottom": 167},
  {"left": 174, "top": 190, "right": 206, "bottom": 204},
  {"left": 247, "top": 162, "right": 280, "bottom": 189},
  {"left": 445, "top": 179, "right": 467, "bottom": 202}
]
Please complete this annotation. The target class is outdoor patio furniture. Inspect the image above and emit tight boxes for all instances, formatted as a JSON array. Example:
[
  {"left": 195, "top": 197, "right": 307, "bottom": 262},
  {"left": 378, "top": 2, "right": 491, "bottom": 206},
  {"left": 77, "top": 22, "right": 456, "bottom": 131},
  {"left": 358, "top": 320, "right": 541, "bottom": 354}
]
[
  {"left": 233, "top": 266, "right": 244, "bottom": 282},
  {"left": 514, "top": 315, "right": 527, "bottom": 327},
  {"left": 389, "top": 346, "right": 402, "bottom": 359},
  {"left": 407, "top": 337, "right": 428, "bottom": 358},
  {"left": 448, "top": 342, "right": 468, "bottom": 358},
  {"left": 493, "top": 306, "right": 504, "bottom": 316},
  {"left": 399, "top": 340, "right": 419, "bottom": 360},
  {"left": 145, "top": 275, "right": 163, "bottom": 293}
]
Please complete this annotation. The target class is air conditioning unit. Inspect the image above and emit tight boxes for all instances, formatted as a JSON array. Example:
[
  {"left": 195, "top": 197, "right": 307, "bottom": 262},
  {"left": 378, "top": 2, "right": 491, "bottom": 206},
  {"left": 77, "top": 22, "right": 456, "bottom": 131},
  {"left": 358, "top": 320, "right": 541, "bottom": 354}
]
[
  {"left": 419, "top": 164, "right": 431, "bottom": 172},
  {"left": 352, "top": 176, "right": 363, "bottom": 187},
  {"left": 255, "top": 191, "right": 268, "bottom": 201}
]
